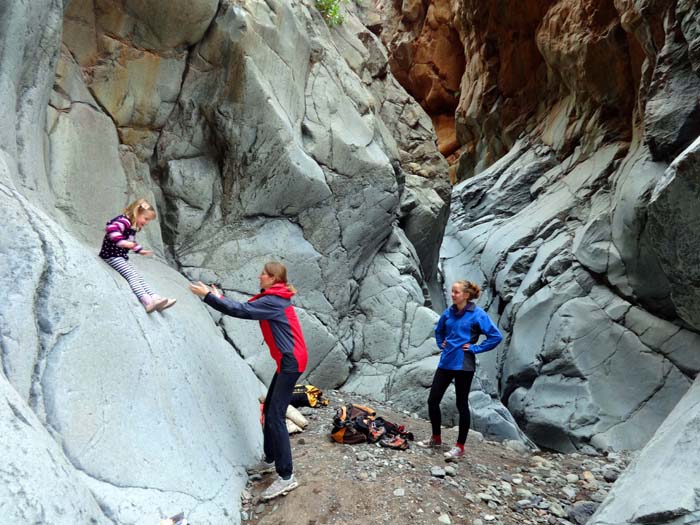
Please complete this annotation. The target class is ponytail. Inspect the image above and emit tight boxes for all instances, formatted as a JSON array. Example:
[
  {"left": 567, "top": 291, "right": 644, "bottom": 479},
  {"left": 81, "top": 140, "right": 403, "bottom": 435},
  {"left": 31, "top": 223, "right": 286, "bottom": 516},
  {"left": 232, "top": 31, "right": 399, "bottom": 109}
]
[
  {"left": 454, "top": 280, "right": 481, "bottom": 300},
  {"left": 264, "top": 261, "right": 296, "bottom": 293}
]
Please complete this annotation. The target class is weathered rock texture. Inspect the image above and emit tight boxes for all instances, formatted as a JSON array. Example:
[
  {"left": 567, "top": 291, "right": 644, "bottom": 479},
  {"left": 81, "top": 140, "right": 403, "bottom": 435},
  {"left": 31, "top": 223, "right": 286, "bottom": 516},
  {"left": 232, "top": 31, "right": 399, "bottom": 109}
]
[
  {"left": 0, "top": 0, "right": 478, "bottom": 522},
  {"left": 366, "top": 0, "right": 700, "bottom": 525},
  {"left": 363, "top": 0, "right": 699, "bottom": 521},
  {"left": 3, "top": 0, "right": 700, "bottom": 521},
  {"left": 589, "top": 375, "right": 700, "bottom": 525},
  {"left": 364, "top": 0, "right": 700, "bottom": 443}
]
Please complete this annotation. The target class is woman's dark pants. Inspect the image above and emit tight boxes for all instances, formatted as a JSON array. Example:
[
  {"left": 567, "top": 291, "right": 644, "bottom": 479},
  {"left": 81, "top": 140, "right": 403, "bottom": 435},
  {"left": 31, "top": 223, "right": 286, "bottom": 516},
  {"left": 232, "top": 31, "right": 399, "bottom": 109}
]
[
  {"left": 428, "top": 367, "right": 475, "bottom": 445},
  {"left": 263, "top": 370, "right": 301, "bottom": 478}
]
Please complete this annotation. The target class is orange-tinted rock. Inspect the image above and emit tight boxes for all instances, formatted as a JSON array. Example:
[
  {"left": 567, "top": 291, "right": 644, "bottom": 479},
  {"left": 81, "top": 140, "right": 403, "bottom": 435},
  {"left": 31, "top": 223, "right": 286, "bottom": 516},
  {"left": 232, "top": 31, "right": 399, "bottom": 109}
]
[
  {"left": 401, "top": 0, "right": 424, "bottom": 22},
  {"left": 377, "top": 0, "right": 464, "bottom": 169},
  {"left": 363, "top": 0, "right": 700, "bottom": 183},
  {"left": 536, "top": 0, "right": 634, "bottom": 114},
  {"left": 433, "top": 114, "right": 460, "bottom": 157}
]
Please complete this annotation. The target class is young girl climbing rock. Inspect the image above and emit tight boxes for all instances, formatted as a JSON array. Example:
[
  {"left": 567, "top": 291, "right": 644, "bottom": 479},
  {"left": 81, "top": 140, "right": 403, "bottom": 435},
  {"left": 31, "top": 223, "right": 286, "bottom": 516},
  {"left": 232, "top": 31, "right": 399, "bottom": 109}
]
[{"left": 99, "top": 199, "right": 176, "bottom": 313}]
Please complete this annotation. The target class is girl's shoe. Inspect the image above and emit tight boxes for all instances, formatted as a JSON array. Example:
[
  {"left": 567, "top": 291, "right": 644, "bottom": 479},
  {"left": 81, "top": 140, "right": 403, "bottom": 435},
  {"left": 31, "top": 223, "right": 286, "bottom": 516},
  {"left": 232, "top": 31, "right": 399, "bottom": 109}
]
[
  {"left": 144, "top": 297, "right": 168, "bottom": 313},
  {"left": 157, "top": 298, "right": 177, "bottom": 311}
]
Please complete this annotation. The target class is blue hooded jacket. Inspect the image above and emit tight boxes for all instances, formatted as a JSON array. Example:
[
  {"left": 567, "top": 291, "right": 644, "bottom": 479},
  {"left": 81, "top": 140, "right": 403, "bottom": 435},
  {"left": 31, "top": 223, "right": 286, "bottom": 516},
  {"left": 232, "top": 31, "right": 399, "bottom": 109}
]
[{"left": 435, "top": 302, "right": 503, "bottom": 371}]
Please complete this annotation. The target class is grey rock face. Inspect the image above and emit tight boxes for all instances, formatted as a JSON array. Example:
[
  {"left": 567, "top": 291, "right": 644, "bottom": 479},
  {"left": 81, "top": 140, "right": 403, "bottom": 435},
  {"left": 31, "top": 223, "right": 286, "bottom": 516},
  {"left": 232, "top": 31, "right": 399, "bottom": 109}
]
[
  {"left": 0, "top": 375, "right": 109, "bottom": 525},
  {"left": 644, "top": 8, "right": 700, "bottom": 162},
  {"left": 0, "top": 183, "right": 263, "bottom": 523},
  {"left": 588, "top": 376, "right": 700, "bottom": 525},
  {"left": 442, "top": 135, "right": 700, "bottom": 453},
  {"left": 647, "top": 137, "right": 700, "bottom": 331},
  {"left": 679, "top": 0, "right": 700, "bottom": 74},
  {"left": 1, "top": 0, "right": 461, "bottom": 521}
]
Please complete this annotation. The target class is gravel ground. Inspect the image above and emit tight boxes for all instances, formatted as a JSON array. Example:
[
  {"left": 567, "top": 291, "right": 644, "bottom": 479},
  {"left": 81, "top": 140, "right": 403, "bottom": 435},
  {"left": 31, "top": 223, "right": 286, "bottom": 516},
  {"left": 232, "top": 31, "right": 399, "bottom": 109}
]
[{"left": 241, "top": 390, "right": 632, "bottom": 525}]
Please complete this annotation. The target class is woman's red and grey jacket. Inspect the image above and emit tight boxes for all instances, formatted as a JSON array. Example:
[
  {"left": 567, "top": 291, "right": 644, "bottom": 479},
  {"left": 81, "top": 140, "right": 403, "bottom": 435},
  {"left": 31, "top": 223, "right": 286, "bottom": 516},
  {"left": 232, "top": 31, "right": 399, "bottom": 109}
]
[{"left": 204, "top": 283, "right": 308, "bottom": 373}]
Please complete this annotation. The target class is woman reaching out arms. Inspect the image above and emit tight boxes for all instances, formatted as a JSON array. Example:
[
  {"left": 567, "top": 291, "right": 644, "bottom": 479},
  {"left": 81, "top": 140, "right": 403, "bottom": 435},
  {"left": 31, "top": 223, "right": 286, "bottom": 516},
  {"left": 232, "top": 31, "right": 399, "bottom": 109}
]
[{"left": 189, "top": 261, "right": 307, "bottom": 500}]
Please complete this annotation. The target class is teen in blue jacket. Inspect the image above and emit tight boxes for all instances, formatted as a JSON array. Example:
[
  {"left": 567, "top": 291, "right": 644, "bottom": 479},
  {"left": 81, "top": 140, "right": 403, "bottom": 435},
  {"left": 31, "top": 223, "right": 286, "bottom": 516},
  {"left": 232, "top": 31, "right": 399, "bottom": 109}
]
[{"left": 417, "top": 280, "right": 503, "bottom": 460}]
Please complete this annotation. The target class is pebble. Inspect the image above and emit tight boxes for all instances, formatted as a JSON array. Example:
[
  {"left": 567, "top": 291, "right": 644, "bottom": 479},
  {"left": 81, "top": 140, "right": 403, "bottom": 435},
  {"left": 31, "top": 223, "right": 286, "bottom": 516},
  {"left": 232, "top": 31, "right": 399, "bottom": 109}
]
[
  {"left": 393, "top": 488, "right": 405, "bottom": 497},
  {"left": 356, "top": 451, "right": 371, "bottom": 461},
  {"left": 603, "top": 468, "right": 619, "bottom": 483},
  {"left": 590, "top": 490, "right": 608, "bottom": 503},
  {"left": 581, "top": 471, "right": 596, "bottom": 482},
  {"left": 438, "top": 514, "right": 452, "bottom": 524},
  {"left": 431, "top": 466, "right": 446, "bottom": 478},
  {"left": 568, "top": 501, "right": 599, "bottom": 524},
  {"left": 548, "top": 501, "right": 567, "bottom": 518},
  {"left": 515, "top": 488, "right": 533, "bottom": 498},
  {"left": 562, "top": 486, "right": 577, "bottom": 499},
  {"left": 565, "top": 473, "right": 579, "bottom": 483}
]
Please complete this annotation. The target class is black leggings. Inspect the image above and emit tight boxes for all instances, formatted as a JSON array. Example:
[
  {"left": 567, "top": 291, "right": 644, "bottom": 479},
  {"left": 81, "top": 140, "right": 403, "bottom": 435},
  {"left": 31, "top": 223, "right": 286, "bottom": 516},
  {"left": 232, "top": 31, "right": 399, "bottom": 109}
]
[
  {"left": 262, "top": 371, "right": 301, "bottom": 478},
  {"left": 428, "top": 368, "right": 475, "bottom": 444}
]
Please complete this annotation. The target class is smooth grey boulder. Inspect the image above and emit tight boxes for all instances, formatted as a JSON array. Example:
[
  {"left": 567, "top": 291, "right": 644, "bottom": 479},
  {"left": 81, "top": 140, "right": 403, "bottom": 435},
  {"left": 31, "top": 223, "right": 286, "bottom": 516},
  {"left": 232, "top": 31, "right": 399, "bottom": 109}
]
[
  {"left": 588, "top": 376, "right": 700, "bottom": 525},
  {"left": 0, "top": 375, "right": 109, "bottom": 525},
  {"left": 647, "top": 136, "right": 700, "bottom": 331},
  {"left": 0, "top": 183, "right": 263, "bottom": 523},
  {"left": 469, "top": 388, "right": 537, "bottom": 448},
  {"left": 1, "top": 0, "right": 460, "bottom": 521}
]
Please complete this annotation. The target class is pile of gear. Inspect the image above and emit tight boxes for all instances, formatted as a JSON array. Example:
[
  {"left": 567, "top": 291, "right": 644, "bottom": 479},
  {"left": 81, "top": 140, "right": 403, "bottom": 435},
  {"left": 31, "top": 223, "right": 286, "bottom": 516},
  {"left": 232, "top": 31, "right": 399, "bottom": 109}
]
[{"left": 330, "top": 403, "right": 414, "bottom": 449}]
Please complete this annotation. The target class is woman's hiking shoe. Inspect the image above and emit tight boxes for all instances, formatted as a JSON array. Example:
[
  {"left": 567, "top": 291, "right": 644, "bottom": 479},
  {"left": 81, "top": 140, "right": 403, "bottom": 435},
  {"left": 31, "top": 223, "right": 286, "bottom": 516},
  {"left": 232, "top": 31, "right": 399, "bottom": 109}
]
[
  {"left": 444, "top": 446, "right": 465, "bottom": 461},
  {"left": 261, "top": 475, "right": 298, "bottom": 500},
  {"left": 416, "top": 437, "right": 443, "bottom": 449},
  {"left": 247, "top": 459, "right": 275, "bottom": 475}
]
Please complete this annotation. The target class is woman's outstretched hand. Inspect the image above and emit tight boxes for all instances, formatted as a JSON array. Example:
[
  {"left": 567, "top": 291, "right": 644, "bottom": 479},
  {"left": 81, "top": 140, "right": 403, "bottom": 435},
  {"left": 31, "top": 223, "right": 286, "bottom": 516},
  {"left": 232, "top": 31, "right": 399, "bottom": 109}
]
[{"left": 189, "top": 281, "right": 213, "bottom": 298}]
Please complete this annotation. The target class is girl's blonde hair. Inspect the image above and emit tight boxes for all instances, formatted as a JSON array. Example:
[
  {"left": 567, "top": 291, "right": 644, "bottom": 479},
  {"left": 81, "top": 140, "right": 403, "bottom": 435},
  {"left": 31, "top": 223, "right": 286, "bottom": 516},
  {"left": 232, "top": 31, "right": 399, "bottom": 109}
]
[
  {"left": 454, "top": 280, "right": 481, "bottom": 300},
  {"left": 123, "top": 198, "right": 156, "bottom": 225},
  {"left": 264, "top": 261, "right": 296, "bottom": 293}
]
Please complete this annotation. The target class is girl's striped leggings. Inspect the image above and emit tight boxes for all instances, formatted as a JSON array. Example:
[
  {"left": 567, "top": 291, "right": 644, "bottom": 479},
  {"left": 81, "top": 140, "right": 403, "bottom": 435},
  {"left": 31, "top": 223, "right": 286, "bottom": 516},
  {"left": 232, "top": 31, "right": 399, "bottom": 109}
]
[{"left": 103, "top": 257, "right": 154, "bottom": 302}]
